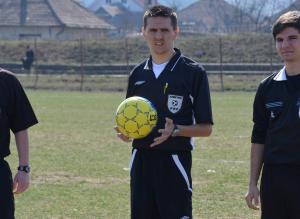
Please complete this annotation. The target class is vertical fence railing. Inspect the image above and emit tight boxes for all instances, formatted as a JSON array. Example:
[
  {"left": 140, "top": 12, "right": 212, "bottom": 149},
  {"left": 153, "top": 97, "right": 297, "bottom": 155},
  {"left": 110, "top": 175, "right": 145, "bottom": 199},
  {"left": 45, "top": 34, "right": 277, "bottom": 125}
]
[{"left": 219, "top": 37, "right": 224, "bottom": 92}]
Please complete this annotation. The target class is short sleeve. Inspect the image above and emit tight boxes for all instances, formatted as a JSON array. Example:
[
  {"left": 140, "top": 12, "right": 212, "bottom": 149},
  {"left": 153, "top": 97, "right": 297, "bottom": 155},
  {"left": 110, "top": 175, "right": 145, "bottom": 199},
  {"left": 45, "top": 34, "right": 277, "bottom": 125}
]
[
  {"left": 251, "top": 83, "right": 269, "bottom": 144},
  {"left": 8, "top": 77, "right": 38, "bottom": 133},
  {"left": 192, "top": 68, "right": 213, "bottom": 124}
]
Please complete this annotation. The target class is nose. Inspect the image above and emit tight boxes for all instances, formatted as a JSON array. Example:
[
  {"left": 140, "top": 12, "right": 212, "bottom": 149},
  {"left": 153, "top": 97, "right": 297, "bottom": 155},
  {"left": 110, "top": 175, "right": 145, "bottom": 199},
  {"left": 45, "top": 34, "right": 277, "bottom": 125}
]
[
  {"left": 281, "top": 39, "right": 290, "bottom": 49},
  {"left": 154, "top": 31, "right": 163, "bottom": 39}
]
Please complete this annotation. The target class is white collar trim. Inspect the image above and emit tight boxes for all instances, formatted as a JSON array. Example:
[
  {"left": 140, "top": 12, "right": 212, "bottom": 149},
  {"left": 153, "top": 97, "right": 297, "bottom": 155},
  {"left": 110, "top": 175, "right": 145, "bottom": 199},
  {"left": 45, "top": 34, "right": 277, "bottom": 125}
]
[{"left": 273, "top": 67, "right": 287, "bottom": 81}]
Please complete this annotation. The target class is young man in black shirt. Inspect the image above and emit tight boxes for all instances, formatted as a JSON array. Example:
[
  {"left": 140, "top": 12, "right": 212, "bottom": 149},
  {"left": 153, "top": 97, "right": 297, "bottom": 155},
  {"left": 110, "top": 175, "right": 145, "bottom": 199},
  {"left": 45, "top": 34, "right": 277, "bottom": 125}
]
[
  {"left": 245, "top": 11, "right": 300, "bottom": 219},
  {"left": 0, "top": 68, "right": 38, "bottom": 218},
  {"left": 115, "top": 5, "right": 213, "bottom": 219}
]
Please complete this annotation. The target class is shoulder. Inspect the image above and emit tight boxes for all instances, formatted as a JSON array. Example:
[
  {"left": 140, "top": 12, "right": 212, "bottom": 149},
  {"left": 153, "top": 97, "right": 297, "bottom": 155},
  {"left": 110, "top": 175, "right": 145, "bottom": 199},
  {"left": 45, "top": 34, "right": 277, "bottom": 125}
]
[
  {"left": 129, "top": 59, "right": 148, "bottom": 77},
  {"left": 0, "top": 68, "right": 19, "bottom": 84},
  {"left": 179, "top": 56, "right": 206, "bottom": 74},
  {"left": 258, "top": 72, "right": 277, "bottom": 89}
]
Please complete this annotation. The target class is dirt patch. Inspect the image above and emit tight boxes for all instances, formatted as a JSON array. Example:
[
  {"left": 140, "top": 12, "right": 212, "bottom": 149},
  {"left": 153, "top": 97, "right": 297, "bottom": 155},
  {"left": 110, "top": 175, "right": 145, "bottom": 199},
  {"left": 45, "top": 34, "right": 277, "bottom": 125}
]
[{"left": 32, "top": 171, "right": 129, "bottom": 187}]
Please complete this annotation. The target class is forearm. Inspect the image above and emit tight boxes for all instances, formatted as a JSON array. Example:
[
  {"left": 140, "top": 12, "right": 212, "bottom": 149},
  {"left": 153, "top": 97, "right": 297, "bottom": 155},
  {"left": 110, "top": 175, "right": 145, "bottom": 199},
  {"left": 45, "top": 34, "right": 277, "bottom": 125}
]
[
  {"left": 14, "top": 130, "right": 29, "bottom": 165},
  {"left": 249, "top": 143, "right": 264, "bottom": 186},
  {"left": 176, "top": 123, "right": 212, "bottom": 137}
]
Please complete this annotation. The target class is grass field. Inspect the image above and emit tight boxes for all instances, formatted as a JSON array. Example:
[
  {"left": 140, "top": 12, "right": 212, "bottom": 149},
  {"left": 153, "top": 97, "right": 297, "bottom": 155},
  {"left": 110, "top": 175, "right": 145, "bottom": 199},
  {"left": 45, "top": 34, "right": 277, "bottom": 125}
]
[{"left": 7, "top": 90, "right": 261, "bottom": 219}]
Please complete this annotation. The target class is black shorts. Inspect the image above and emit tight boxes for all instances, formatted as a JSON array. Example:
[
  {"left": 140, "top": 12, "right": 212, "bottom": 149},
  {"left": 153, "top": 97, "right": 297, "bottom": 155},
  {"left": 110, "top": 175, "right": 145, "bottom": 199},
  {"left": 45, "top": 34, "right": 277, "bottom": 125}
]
[
  {"left": 130, "top": 149, "right": 192, "bottom": 219},
  {"left": 0, "top": 159, "right": 14, "bottom": 219},
  {"left": 260, "top": 164, "right": 300, "bottom": 219}
]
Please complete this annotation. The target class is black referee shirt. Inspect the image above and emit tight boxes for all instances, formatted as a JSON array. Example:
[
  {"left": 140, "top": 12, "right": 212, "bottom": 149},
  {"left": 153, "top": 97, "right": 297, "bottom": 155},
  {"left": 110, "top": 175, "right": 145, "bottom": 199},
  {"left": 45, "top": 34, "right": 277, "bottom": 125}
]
[
  {"left": 252, "top": 67, "right": 300, "bottom": 164},
  {"left": 0, "top": 68, "right": 38, "bottom": 158},
  {"left": 126, "top": 48, "right": 213, "bottom": 151}
]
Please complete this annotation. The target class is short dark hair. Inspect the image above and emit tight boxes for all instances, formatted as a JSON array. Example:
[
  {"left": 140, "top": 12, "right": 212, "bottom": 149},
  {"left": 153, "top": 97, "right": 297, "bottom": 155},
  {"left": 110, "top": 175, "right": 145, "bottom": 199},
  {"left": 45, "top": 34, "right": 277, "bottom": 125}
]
[
  {"left": 272, "top": 11, "right": 300, "bottom": 38},
  {"left": 143, "top": 5, "right": 178, "bottom": 30}
]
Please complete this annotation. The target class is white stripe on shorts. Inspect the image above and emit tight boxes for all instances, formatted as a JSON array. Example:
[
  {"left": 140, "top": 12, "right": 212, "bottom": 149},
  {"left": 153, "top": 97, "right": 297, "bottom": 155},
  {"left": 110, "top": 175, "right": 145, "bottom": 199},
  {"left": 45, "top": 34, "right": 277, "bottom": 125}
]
[{"left": 172, "top": 154, "right": 193, "bottom": 192}]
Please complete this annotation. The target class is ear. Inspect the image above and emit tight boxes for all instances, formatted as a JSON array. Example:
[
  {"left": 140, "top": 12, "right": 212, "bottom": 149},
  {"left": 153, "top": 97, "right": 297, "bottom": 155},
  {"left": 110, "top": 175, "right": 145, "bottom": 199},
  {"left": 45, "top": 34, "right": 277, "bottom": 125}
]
[{"left": 142, "top": 26, "right": 146, "bottom": 37}]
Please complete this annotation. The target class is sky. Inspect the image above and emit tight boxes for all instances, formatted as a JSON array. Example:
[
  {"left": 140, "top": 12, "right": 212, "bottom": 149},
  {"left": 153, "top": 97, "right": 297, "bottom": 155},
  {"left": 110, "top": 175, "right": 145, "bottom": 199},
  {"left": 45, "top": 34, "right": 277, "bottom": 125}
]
[{"left": 82, "top": 0, "right": 294, "bottom": 12}]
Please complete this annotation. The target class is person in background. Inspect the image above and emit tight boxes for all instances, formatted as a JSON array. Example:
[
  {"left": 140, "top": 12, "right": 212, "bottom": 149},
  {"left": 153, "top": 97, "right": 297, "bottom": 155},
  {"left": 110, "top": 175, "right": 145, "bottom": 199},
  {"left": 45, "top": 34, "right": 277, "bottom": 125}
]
[{"left": 21, "top": 45, "right": 34, "bottom": 73}]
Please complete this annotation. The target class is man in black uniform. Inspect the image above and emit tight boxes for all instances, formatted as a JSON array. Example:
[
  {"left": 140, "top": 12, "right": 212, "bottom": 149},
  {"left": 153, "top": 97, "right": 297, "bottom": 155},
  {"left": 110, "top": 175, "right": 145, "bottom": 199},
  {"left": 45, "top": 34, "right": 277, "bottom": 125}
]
[
  {"left": 21, "top": 45, "right": 34, "bottom": 73},
  {"left": 0, "top": 68, "right": 38, "bottom": 218},
  {"left": 115, "top": 5, "right": 213, "bottom": 219},
  {"left": 245, "top": 11, "right": 300, "bottom": 219}
]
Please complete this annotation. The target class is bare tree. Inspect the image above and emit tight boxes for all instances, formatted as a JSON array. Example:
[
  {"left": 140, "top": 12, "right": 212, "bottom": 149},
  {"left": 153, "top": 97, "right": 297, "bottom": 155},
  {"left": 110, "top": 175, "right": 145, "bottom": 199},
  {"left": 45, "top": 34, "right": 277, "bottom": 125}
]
[{"left": 163, "top": 0, "right": 182, "bottom": 11}]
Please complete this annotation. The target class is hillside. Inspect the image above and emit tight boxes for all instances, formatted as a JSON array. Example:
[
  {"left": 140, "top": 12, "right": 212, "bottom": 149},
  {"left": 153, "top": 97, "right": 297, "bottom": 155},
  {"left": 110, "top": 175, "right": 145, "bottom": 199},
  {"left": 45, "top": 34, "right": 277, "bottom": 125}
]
[{"left": 0, "top": 33, "right": 280, "bottom": 65}]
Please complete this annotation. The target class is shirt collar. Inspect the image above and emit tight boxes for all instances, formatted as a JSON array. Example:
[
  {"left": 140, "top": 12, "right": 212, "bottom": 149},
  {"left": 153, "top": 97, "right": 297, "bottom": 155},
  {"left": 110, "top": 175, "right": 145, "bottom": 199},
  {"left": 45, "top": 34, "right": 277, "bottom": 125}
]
[
  {"left": 273, "top": 67, "right": 287, "bottom": 81},
  {"left": 143, "top": 48, "right": 181, "bottom": 72}
]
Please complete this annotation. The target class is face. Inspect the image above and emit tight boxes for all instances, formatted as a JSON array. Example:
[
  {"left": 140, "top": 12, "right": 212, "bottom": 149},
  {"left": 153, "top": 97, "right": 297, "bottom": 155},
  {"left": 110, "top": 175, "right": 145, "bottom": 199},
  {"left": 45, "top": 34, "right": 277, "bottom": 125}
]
[
  {"left": 275, "top": 27, "right": 300, "bottom": 63},
  {"left": 142, "top": 17, "right": 178, "bottom": 60}
]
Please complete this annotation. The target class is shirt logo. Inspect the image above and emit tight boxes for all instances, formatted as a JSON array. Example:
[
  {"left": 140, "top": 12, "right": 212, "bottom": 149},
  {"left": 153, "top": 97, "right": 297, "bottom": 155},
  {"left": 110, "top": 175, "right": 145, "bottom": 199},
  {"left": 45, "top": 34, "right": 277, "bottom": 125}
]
[
  {"left": 134, "top": 81, "right": 146, "bottom": 86},
  {"left": 180, "top": 216, "right": 190, "bottom": 219},
  {"left": 265, "top": 101, "right": 283, "bottom": 109},
  {"left": 168, "top": 95, "right": 183, "bottom": 114}
]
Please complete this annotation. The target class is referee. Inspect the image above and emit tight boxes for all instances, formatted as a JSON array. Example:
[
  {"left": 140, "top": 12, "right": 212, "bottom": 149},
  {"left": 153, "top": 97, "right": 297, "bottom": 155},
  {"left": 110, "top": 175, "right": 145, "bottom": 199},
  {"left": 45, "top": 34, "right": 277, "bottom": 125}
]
[
  {"left": 0, "top": 68, "right": 38, "bottom": 218},
  {"left": 115, "top": 5, "right": 213, "bottom": 219},
  {"left": 245, "top": 11, "right": 300, "bottom": 219}
]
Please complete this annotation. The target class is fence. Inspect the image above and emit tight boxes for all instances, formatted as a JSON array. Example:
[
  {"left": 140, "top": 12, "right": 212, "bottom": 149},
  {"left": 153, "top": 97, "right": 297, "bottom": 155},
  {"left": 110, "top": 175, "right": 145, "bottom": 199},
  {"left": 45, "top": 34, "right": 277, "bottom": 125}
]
[{"left": 0, "top": 33, "right": 282, "bottom": 91}]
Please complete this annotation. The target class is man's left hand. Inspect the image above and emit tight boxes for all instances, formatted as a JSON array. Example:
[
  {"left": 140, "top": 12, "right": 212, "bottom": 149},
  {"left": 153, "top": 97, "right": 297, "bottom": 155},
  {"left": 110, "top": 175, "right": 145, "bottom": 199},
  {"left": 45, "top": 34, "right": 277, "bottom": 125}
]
[
  {"left": 150, "top": 117, "right": 174, "bottom": 147},
  {"left": 13, "top": 171, "right": 30, "bottom": 194}
]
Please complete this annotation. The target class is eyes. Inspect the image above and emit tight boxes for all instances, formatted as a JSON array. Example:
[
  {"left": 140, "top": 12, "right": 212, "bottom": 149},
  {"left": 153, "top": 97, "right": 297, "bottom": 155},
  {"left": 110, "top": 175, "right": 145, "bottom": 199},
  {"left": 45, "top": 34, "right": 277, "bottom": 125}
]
[
  {"left": 276, "top": 35, "right": 299, "bottom": 43},
  {"left": 148, "top": 28, "right": 171, "bottom": 33}
]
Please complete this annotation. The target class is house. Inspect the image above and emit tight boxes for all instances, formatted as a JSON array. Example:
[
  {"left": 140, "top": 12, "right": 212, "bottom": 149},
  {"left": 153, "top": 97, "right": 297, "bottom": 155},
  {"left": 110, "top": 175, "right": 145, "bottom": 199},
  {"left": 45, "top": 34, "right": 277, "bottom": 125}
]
[
  {"left": 178, "top": 0, "right": 254, "bottom": 33},
  {"left": 89, "top": 0, "right": 158, "bottom": 13},
  {"left": 89, "top": 0, "right": 158, "bottom": 33},
  {"left": 0, "top": 0, "right": 114, "bottom": 40}
]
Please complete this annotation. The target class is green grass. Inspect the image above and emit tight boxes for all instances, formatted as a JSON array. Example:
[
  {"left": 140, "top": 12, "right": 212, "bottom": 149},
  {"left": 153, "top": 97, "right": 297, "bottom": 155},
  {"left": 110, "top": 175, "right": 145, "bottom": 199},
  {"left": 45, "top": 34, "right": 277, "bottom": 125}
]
[
  {"left": 7, "top": 90, "right": 261, "bottom": 219},
  {"left": 17, "top": 73, "right": 266, "bottom": 92}
]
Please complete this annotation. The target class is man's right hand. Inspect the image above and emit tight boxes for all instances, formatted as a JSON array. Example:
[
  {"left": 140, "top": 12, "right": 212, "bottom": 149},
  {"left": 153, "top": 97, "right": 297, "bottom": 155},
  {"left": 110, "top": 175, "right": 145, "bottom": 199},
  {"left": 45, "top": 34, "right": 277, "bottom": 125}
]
[
  {"left": 114, "top": 127, "right": 132, "bottom": 143},
  {"left": 245, "top": 185, "right": 260, "bottom": 210}
]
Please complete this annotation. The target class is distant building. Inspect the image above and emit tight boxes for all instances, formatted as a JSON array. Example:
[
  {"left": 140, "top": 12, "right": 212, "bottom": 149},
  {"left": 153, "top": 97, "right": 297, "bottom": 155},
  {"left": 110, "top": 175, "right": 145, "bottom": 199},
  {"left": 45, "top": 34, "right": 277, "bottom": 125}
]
[
  {"left": 0, "top": 0, "right": 115, "bottom": 40},
  {"left": 89, "top": 0, "right": 158, "bottom": 13},
  {"left": 89, "top": 0, "right": 158, "bottom": 34},
  {"left": 262, "top": 0, "right": 300, "bottom": 32},
  {"left": 178, "top": 0, "right": 254, "bottom": 33}
]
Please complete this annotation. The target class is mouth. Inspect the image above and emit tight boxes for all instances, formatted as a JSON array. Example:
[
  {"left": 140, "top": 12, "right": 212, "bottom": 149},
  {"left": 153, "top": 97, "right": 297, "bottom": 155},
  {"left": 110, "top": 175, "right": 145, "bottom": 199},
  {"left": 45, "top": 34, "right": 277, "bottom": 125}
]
[
  {"left": 154, "top": 42, "right": 163, "bottom": 46},
  {"left": 281, "top": 52, "right": 294, "bottom": 57}
]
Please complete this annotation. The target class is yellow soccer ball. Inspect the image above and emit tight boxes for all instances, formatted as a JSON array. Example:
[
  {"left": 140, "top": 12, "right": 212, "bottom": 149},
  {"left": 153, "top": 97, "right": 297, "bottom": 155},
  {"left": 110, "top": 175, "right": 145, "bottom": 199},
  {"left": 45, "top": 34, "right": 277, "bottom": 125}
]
[{"left": 115, "top": 96, "right": 157, "bottom": 139}]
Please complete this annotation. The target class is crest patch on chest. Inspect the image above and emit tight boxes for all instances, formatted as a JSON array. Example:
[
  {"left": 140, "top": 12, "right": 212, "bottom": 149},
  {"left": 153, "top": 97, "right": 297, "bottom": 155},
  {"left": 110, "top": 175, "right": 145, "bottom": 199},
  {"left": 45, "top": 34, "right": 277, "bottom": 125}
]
[{"left": 168, "top": 95, "right": 183, "bottom": 113}]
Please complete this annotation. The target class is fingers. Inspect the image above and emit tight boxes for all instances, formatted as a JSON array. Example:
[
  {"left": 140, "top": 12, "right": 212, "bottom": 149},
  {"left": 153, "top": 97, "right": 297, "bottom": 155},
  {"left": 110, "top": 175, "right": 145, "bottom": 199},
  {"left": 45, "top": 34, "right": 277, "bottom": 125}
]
[
  {"left": 13, "top": 172, "right": 30, "bottom": 194},
  {"left": 117, "top": 133, "right": 132, "bottom": 142},
  {"left": 150, "top": 136, "right": 166, "bottom": 147},
  {"left": 114, "top": 126, "right": 132, "bottom": 142},
  {"left": 13, "top": 178, "right": 18, "bottom": 193},
  {"left": 245, "top": 193, "right": 260, "bottom": 210},
  {"left": 165, "top": 117, "right": 173, "bottom": 125},
  {"left": 114, "top": 126, "right": 119, "bottom": 132},
  {"left": 150, "top": 118, "right": 174, "bottom": 147},
  {"left": 150, "top": 129, "right": 170, "bottom": 147}
]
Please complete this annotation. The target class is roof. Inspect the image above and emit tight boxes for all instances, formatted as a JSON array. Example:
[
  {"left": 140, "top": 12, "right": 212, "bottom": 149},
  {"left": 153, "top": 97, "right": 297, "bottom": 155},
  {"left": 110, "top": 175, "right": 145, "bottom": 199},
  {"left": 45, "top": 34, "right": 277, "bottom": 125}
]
[
  {"left": 0, "top": 0, "right": 114, "bottom": 29},
  {"left": 178, "top": 0, "right": 253, "bottom": 32},
  {"left": 89, "top": 0, "right": 159, "bottom": 12},
  {"left": 99, "top": 4, "right": 126, "bottom": 17}
]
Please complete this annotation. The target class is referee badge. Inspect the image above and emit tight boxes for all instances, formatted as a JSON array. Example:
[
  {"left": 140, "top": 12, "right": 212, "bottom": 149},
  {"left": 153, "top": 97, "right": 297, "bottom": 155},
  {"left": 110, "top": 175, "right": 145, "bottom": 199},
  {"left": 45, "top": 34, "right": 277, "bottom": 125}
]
[{"left": 168, "top": 95, "right": 183, "bottom": 113}]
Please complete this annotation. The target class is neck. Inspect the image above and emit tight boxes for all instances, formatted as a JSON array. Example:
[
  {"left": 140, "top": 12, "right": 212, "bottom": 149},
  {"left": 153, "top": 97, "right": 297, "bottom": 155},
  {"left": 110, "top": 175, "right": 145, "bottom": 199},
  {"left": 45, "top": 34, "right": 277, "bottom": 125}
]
[
  {"left": 285, "top": 62, "right": 300, "bottom": 76},
  {"left": 151, "top": 49, "right": 176, "bottom": 64}
]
